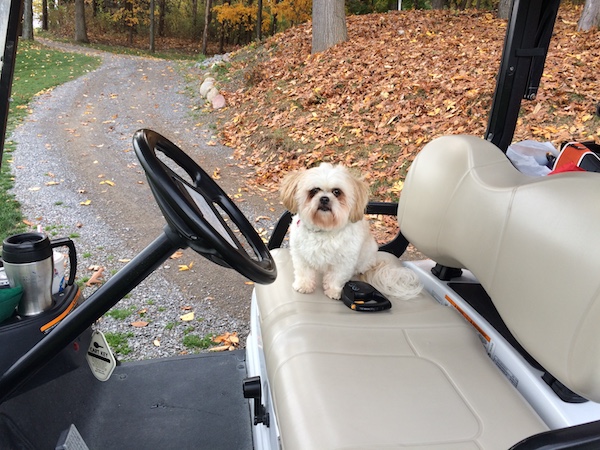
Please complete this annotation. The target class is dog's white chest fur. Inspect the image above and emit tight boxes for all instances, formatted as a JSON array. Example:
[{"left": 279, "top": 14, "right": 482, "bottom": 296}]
[{"left": 290, "top": 215, "right": 376, "bottom": 274}]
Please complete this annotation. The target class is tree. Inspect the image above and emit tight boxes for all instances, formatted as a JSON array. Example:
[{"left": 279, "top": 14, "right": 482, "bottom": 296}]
[
  {"left": 578, "top": 0, "right": 600, "bottom": 31},
  {"left": 149, "top": 0, "right": 155, "bottom": 52},
  {"left": 75, "top": 0, "right": 89, "bottom": 43},
  {"left": 42, "top": 0, "right": 49, "bottom": 31},
  {"left": 311, "top": 0, "right": 347, "bottom": 54},
  {"left": 22, "top": 0, "right": 34, "bottom": 40},
  {"left": 257, "top": 0, "right": 263, "bottom": 41},
  {"left": 498, "top": 0, "right": 512, "bottom": 20},
  {"left": 202, "top": 0, "right": 213, "bottom": 54}
]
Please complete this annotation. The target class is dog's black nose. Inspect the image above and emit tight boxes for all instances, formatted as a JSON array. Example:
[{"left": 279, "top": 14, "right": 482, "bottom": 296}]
[{"left": 320, "top": 196, "right": 329, "bottom": 205}]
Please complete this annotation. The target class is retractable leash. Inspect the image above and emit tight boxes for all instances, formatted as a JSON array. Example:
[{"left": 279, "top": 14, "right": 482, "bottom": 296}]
[{"left": 342, "top": 281, "right": 391, "bottom": 312}]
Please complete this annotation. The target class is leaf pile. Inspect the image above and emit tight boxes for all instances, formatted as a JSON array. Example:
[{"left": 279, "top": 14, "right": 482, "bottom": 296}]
[
  {"left": 209, "top": 331, "right": 240, "bottom": 352},
  {"left": 219, "top": 5, "right": 599, "bottom": 199}
]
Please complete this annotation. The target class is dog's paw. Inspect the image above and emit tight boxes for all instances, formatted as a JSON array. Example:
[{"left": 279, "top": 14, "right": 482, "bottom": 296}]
[
  {"left": 293, "top": 279, "right": 316, "bottom": 294},
  {"left": 324, "top": 286, "right": 342, "bottom": 300}
]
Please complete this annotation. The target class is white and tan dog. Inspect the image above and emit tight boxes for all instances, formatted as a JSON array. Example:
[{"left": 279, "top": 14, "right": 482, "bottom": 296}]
[{"left": 280, "top": 162, "right": 422, "bottom": 301}]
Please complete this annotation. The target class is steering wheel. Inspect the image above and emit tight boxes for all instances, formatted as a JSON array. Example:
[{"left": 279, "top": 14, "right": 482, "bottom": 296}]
[{"left": 132, "top": 129, "right": 276, "bottom": 284}]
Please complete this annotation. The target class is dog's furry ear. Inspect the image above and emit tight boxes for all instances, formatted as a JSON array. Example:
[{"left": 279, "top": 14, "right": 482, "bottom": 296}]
[
  {"left": 280, "top": 171, "right": 302, "bottom": 213},
  {"left": 349, "top": 175, "right": 370, "bottom": 223}
]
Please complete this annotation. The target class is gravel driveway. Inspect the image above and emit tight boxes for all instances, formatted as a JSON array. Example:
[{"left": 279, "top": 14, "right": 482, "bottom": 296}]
[{"left": 9, "top": 40, "right": 283, "bottom": 360}]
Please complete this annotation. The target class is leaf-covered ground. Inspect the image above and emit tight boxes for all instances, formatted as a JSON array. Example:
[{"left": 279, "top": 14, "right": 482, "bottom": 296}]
[{"left": 217, "top": 5, "right": 599, "bottom": 200}]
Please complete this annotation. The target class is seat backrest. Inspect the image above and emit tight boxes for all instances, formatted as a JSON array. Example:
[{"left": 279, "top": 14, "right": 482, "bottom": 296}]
[{"left": 398, "top": 135, "right": 600, "bottom": 402}]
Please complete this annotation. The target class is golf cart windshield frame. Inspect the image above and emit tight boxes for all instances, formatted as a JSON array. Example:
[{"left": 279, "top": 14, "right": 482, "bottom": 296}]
[
  {"left": 485, "top": 0, "right": 561, "bottom": 152},
  {"left": 0, "top": 0, "right": 21, "bottom": 160}
]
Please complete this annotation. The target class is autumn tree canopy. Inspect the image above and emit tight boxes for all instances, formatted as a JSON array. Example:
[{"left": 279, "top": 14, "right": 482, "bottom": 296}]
[{"left": 34, "top": 0, "right": 600, "bottom": 56}]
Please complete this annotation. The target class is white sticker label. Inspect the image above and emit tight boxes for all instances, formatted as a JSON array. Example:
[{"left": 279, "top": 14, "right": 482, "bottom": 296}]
[{"left": 86, "top": 330, "right": 117, "bottom": 382}]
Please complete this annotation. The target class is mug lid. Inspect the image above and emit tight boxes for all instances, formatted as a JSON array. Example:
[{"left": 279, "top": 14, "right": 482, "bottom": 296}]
[{"left": 2, "top": 232, "right": 52, "bottom": 264}]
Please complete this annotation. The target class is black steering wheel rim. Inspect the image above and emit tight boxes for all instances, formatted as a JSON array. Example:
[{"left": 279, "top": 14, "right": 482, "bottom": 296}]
[{"left": 132, "top": 129, "right": 276, "bottom": 284}]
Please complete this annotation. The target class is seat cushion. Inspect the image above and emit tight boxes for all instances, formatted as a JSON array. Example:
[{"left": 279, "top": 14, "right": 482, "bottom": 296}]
[
  {"left": 255, "top": 249, "right": 547, "bottom": 450},
  {"left": 398, "top": 135, "right": 600, "bottom": 402}
]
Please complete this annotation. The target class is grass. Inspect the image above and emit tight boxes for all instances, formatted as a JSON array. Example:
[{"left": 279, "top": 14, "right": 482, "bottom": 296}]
[
  {"left": 0, "top": 40, "right": 101, "bottom": 243},
  {"left": 105, "top": 306, "right": 137, "bottom": 320},
  {"left": 182, "top": 333, "right": 214, "bottom": 350},
  {"left": 104, "top": 331, "right": 134, "bottom": 356}
]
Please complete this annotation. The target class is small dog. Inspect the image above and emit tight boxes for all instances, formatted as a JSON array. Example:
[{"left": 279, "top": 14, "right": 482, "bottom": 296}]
[{"left": 280, "top": 162, "right": 422, "bottom": 301}]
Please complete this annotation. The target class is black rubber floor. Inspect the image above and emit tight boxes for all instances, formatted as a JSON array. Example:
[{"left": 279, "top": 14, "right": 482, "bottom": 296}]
[{"left": 0, "top": 350, "right": 253, "bottom": 449}]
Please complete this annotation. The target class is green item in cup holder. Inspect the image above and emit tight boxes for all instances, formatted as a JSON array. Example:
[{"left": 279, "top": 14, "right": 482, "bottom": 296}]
[{"left": 0, "top": 286, "right": 23, "bottom": 323}]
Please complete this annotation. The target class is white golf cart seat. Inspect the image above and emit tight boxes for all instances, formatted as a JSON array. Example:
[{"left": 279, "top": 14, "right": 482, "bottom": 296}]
[{"left": 255, "top": 135, "right": 600, "bottom": 449}]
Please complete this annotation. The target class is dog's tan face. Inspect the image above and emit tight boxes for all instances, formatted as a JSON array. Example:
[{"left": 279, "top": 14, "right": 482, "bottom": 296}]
[{"left": 280, "top": 163, "right": 370, "bottom": 231}]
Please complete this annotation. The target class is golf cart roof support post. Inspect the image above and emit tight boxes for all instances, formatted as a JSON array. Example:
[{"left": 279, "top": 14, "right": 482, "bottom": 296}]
[
  {"left": 485, "top": 0, "right": 560, "bottom": 152},
  {"left": 0, "top": 226, "right": 186, "bottom": 404},
  {"left": 0, "top": 0, "right": 23, "bottom": 160}
]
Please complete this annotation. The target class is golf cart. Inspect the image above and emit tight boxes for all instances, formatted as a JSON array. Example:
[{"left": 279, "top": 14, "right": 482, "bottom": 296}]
[{"left": 1, "top": 0, "right": 600, "bottom": 448}]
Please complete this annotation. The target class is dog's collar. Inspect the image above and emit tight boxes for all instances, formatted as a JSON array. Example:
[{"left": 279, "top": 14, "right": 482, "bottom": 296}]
[{"left": 295, "top": 218, "right": 323, "bottom": 233}]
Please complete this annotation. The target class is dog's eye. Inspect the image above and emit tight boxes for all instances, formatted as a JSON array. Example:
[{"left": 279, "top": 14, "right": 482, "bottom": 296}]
[
  {"left": 332, "top": 188, "right": 342, "bottom": 197},
  {"left": 308, "top": 188, "right": 321, "bottom": 198}
]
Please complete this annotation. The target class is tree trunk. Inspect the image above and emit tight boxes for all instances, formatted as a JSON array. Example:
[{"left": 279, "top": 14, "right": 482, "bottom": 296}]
[
  {"left": 497, "top": 0, "right": 512, "bottom": 20},
  {"left": 431, "top": 0, "right": 445, "bottom": 9},
  {"left": 75, "top": 0, "right": 89, "bottom": 43},
  {"left": 578, "top": 0, "right": 600, "bottom": 31},
  {"left": 22, "top": 0, "right": 34, "bottom": 40},
  {"left": 192, "top": 0, "right": 198, "bottom": 41},
  {"left": 149, "top": 0, "right": 155, "bottom": 52},
  {"left": 256, "top": 0, "right": 262, "bottom": 41},
  {"left": 42, "top": 0, "right": 49, "bottom": 30},
  {"left": 218, "top": 0, "right": 230, "bottom": 53},
  {"left": 201, "top": 0, "right": 212, "bottom": 55},
  {"left": 311, "top": 0, "right": 347, "bottom": 54},
  {"left": 271, "top": 0, "right": 279, "bottom": 34},
  {"left": 159, "top": 0, "right": 167, "bottom": 36}
]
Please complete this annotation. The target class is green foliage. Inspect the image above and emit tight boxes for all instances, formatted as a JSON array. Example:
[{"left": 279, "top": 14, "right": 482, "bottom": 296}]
[
  {"left": 106, "top": 306, "right": 137, "bottom": 320},
  {"left": 104, "top": 331, "right": 134, "bottom": 355},
  {"left": 182, "top": 333, "right": 215, "bottom": 349}
]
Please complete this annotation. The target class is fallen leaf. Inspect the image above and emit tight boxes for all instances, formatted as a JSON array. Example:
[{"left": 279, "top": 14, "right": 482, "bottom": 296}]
[
  {"left": 131, "top": 321, "right": 149, "bottom": 327},
  {"left": 100, "top": 180, "right": 115, "bottom": 186},
  {"left": 170, "top": 250, "right": 184, "bottom": 259},
  {"left": 153, "top": 339, "right": 161, "bottom": 347},
  {"left": 118, "top": 258, "right": 131, "bottom": 263},
  {"left": 178, "top": 261, "right": 194, "bottom": 271},
  {"left": 211, "top": 332, "right": 240, "bottom": 351},
  {"left": 80, "top": 199, "right": 92, "bottom": 206},
  {"left": 180, "top": 312, "right": 195, "bottom": 321},
  {"left": 208, "top": 345, "right": 231, "bottom": 352},
  {"left": 85, "top": 267, "right": 105, "bottom": 286}
]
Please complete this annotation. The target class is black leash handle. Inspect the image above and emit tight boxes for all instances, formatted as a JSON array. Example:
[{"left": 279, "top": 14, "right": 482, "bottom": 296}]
[{"left": 342, "top": 281, "right": 391, "bottom": 312}]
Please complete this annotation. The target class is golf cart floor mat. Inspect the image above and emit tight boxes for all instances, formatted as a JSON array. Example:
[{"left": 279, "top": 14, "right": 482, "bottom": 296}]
[{"left": 0, "top": 350, "right": 253, "bottom": 449}]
